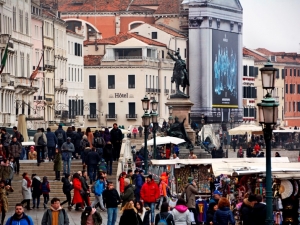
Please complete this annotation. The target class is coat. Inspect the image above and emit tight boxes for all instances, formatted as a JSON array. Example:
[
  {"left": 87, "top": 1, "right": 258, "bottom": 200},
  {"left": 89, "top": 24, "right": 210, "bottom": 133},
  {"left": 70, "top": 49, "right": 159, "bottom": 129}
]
[
  {"left": 154, "top": 212, "right": 175, "bottom": 225},
  {"left": 61, "top": 142, "right": 75, "bottom": 158},
  {"left": 240, "top": 198, "right": 254, "bottom": 225},
  {"left": 171, "top": 205, "right": 190, "bottom": 225},
  {"left": 22, "top": 179, "right": 32, "bottom": 200},
  {"left": 55, "top": 128, "right": 67, "bottom": 146},
  {"left": 119, "top": 209, "right": 142, "bottom": 225},
  {"left": 213, "top": 207, "right": 235, "bottom": 225},
  {"left": 140, "top": 180, "right": 160, "bottom": 203},
  {"left": 74, "top": 132, "right": 83, "bottom": 148},
  {"left": 159, "top": 172, "right": 169, "bottom": 197},
  {"left": 53, "top": 153, "right": 62, "bottom": 171},
  {"left": 85, "top": 151, "right": 101, "bottom": 165},
  {"left": 41, "top": 207, "right": 70, "bottom": 225},
  {"left": 6, "top": 213, "right": 34, "bottom": 225},
  {"left": 110, "top": 128, "right": 123, "bottom": 143},
  {"left": 72, "top": 178, "right": 83, "bottom": 204},
  {"left": 80, "top": 208, "right": 102, "bottom": 225},
  {"left": 8, "top": 141, "right": 22, "bottom": 158},
  {"left": 102, "top": 188, "right": 121, "bottom": 208},
  {"left": 184, "top": 184, "right": 198, "bottom": 208},
  {"left": 87, "top": 132, "right": 94, "bottom": 148},
  {"left": 0, "top": 186, "right": 13, "bottom": 213},
  {"left": 119, "top": 177, "right": 125, "bottom": 193},
  {"left": 31, "top": 176, "right": 42, "bottom": 198},
  {"left": 121, "top": 184, "right": 134, "bottom": 207},
  {"left": 46, "top": 131, "right": 58, "bottom": 148},
  {"left": 33, "top": 132, "right": 47, "bottom": 146},
  {"left": 251, "top": 202, "right": 266, "bottom": 225}
]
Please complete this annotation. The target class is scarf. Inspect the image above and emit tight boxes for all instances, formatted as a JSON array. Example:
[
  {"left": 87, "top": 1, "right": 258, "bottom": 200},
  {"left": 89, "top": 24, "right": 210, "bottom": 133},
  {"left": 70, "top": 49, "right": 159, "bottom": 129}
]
[{"left": 24, "top": 177, "right": 31, "bottom": 188}]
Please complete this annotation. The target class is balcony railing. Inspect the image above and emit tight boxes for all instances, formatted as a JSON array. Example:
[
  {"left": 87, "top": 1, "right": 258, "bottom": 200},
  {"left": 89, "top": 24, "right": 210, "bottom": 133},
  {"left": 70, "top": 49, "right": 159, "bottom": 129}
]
[
  {"left": 106, "top": 114, "right": 117, "bottom": 120},
  {"left": 126, "top": 114, "right": 137, "bottom": 119},
  {"left": 87, "top": 114, "right": 98, "bottom": 120},
  {"left": 171, "top": 90, "right": 176, "bottom": 94},
  {"left": 146, "top": 88, "right": 155, "bottom": 93},
  {"left": 164, "top": 89, "right": 169, "bottom": 94},
  {"left": 116, "top": 56, "right": 143, "bottom": 60},
  {"left": 155, "top": 89, "right": 161, "bottom": 93}
]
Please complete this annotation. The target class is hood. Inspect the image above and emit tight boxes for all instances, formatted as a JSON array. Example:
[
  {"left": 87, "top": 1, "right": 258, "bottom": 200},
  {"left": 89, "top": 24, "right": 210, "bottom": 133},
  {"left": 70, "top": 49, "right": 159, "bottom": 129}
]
[
  {"left": 243, "top": 198, "right": 253, "bottom": 207},
  {"left": 50, "top": 206, "right": 62, "bottom": 211},
  {"left": 174, "top": 205, "right": 189, "bottom": 213},
  {"left": 33, "top": 176, "right": 41, "bottom": 182}
]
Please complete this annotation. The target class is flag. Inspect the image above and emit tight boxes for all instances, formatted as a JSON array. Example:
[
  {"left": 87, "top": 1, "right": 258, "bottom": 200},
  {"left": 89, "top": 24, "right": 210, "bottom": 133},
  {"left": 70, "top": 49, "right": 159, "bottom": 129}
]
[
  {"left": 0, "top": 35, "right": 10, "bottom": 75},
  {"left": 30, "top": 52, "right": 43, "bottom": 87}
]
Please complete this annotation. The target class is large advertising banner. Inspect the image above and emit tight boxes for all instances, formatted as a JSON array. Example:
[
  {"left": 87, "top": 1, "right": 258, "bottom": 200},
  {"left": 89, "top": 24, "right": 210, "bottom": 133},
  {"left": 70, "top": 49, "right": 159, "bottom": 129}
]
[{"left": 212, "top": 30, "right": 238, "bottom": 108}]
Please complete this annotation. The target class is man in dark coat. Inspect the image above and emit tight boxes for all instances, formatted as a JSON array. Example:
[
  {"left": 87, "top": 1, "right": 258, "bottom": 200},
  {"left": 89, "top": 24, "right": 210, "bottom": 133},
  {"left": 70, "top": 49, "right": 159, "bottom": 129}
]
[
  {"left": 85, "top": 147, "right": 101, "bottom": 184},
  {"left": 251, "top": 194, "right": 266, "bottom": 225},
  {"left": 46, "top": 127, "right": 58, "bottom": 161},
  {"left": 9, "top": 137, "right": 22, "bottom": 174},
  {"left": 240, "top": 194, "right": 257, "bottom": 225},
  {"left": 55, "top": 124, "right": 67, "bottom": 150},
  {"left": 109, "top": 123, "right": 123, "bottom": 161},
  {"left": 74, "top": 128, "right": 83, "bottom": 159},
  {"left": 121, "top": 178, "right": 134, "bottom": 207}
]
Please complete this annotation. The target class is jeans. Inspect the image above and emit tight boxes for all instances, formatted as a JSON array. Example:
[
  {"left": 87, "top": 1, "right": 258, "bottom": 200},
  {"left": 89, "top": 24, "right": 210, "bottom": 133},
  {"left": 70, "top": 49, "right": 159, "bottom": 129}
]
[
  {"left": 14, "top": 157, "right": 20, "bottom": 173},
  {"left": 144, "top": 202, "right": 155, "bottom": 223},
  {"left": 32, "top": 196, "right": 40, "bottom": 207},
  {"left": 91, "top": 195, "right": 105, "bottom": 209},
  {"left": 106, "top": 158, "right": 113, "bottom": 175},
  {"left": 63, "top": 159, "right": 71, "bottom": 175},
  {"left": 112, "top": 141, "right": 121, "bottom": 160},
  {"left": 36, "top": 146, "right": 44, "bottom": 163},
  {"left": 47, "top": 146, "right": 55, "bottom": 160},
  {"left": 61, "top": 192, "right": 71, "bottom": 206},
  {"left": 107, "top": 207, "right": 118, "bottom": 225},
  {"left": 43, "top": 193, "right": 49, "bottom": 205},
  {"left": 88, "top": 164, "right": 98, "bottom": 183}
]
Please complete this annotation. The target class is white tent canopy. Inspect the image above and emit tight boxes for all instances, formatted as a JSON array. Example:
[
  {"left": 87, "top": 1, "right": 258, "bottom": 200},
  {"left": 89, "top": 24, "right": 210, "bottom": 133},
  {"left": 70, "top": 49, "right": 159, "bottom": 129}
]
[
  {"left": 228, "top": 124, "right": 262, "bottom": 135},
  {"left": 143, "top": 136, "right": 186, "bottom": 146}
]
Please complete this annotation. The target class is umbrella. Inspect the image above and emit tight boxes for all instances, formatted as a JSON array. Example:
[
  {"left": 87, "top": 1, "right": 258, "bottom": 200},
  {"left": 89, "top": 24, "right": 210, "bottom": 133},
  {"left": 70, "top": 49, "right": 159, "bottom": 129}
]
[
  {"left": 228, "top": 124, "right": 262, "bottom": 135},
  {"left": 18, "top": 114, "right": 29, "bottom": 142},
  {"left": 144, "top": 136, "right": 186, "bottom": 146},
  {"left": 109, "top": 128, "right": 129, "bottom": 134}
]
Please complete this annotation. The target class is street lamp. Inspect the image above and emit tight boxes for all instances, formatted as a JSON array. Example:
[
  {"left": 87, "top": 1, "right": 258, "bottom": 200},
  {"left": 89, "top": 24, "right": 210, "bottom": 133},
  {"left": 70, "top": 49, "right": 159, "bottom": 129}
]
[
  {"left": 201, "top": 114, "right": 205, "bottom": 142},
  {"left": 230, "top": 114, "right": 234, "bottom": 129},
  {"left": 256, "top": 63, "right": 279, "bottom": 225},
  {"left": 150, "top": 99, "right": 159, "bottom": 159},
  {"left": 141, "top": 110, "right": 151, "bottom": 174}
]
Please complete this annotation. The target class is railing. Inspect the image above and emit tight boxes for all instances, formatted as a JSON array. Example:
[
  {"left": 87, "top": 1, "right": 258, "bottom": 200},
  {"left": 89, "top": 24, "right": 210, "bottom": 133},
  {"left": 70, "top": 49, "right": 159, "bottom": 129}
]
[
  {"left": 164, "top": 89, "right": 169, "bottom": 94},
  {"left": 171, "top": 90, "right": 176, "bottom": 94},
  {"left": 126, "top": 114, "right": 137, "bottom": 119},
  {"left": 116, "top": 56, "right": 143, "bottom": 60},
  {"left": 15, "top": 77, "right": 38, "bottom": 88},
  {"left": 146, "top": 88, "right": 155, "bottom": 93},
  {"left": 87, "top": 114, "right": 98, "bottom": 120},
  {"left": 106, "top": 114, "right": 117, "bottom": 119},
  {"left": 3, "top": 114, "right": 11, "bottom": 125},
  {"left": 155, "top": 89, "right": 161, "bottom": 93}
]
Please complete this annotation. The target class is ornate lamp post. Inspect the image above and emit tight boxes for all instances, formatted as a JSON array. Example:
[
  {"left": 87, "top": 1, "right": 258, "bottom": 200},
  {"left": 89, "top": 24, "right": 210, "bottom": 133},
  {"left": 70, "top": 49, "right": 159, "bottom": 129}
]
[
  {"left": 256, "top": 63, "right": 279, "bottom": 225},
  {"left": 141, "top": 96, "right": 150, "bottom": 174},
  {"left": 168, "top": 106, "right": 173, "bottom": 124},
  {"left": 150, "top": 99, "right": 159, "bottom": 159}
]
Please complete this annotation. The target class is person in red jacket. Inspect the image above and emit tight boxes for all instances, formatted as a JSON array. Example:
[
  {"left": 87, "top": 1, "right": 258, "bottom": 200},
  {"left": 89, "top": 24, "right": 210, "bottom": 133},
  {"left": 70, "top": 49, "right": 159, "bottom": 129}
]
[
  {"left": 140, "top": 174, "right": 159, "bottom": 225},
  {"left": 119, "top": 172, "right": 127, "bottom": 194},
  {"left": 72, "top": 172, "right": 84, "bottom": 211},
  {"left": 254, "top": 143, "right": 260, "bottom": 154}
]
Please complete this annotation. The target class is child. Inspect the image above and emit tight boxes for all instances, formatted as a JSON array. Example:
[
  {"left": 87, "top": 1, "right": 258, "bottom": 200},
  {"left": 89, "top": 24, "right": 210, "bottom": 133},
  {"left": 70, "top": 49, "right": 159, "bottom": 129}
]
[
  {"left": 53, "top": 148, "right": 62, "bottom": 181},
  {"left": 41, "top": 176, "right": 50, "bottom": 209},
  {"left": 91, "top": 176, "right": 106, "bottom": 211}
]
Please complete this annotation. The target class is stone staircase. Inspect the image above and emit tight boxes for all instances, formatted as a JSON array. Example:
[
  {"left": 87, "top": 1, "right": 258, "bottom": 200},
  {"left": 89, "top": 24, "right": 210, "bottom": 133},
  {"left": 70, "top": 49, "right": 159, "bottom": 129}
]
[{"left": 7, "top": 160, "right": 118, "bottom": 209}]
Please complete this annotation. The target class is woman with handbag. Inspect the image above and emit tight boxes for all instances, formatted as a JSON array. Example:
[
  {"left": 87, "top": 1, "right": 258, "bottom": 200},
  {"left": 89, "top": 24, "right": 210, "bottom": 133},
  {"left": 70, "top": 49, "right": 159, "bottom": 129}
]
[
  {"left": 213, "top": 197, "right": 235, "bottom": 225},
  {"left": 119, "top": 201, "right": 142, "bottom": 225}
]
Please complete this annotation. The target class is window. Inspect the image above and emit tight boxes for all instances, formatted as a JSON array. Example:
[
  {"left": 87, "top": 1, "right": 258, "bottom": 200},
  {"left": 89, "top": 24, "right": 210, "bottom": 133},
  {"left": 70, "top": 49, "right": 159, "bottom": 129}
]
[
  {"left": 108, "top": 103, "right": 115, "bottom": 118},
  {"left": 244, "top": 108, "right": 248, "bottom": 117},
  {"left": 184, "top": 48, "right": 187, "bottom": 58},
  {"left": 162, "top": 50, "right": 164, "bottom": 59},
  {"left": 19, "top": 10, "right": 23, "bottom": 33},
  {"left": 27, "top": 54, "right": 30, "bottom": 77},
  {"left": 290, "top": 69, "right": 292, "bottom": 76},
  {"left": 286, "top": 84, "right": 288, "bottom": 94},
  {"left": 13, "top": 7, "right": 16, "bottom": 31},
  {"left": 25, "top": 13, "right": 28, "bottom": 35},
  {"left": 243, "top": 65, "right": 248, "bottom": 76},
  {"left": 89, "top": 103, "right": 97, "bottom": 118},
  {"left": 249, "top": 66, "right": 254, "bottom": 77},
  {"left": 20, "top": 52, "right": 24, "bottom": 77},
  {"left": 298, "top": 70, "right": 300, "bottom": 77},
  {"left": 290, "top": 84, "right": 294, "bottom": 94},
  {"left": 151, "top": 32, "right": 157, "bottom": 39},
  {"left": 281, "top": 69, "right": 285, "bottom": 79},
  {"left": 128, "top": 75, "right": 135, "bottom": 88},
  {"left": 298, "top": 102, "right": 300, "bottom": 112},
  {"left": 276, "top": 70, "right": 279, "bottom": 79},
  {"left": 298, "top": 84, "right": 300, "bottom": 94},
  {"left": 89, "top": 75, "right": 96, "bottom": 89},
  {"left": 108, "top": 75, "right": 115, "bottom": 89},
  {"left": 294, "top": 69, "right": 297, "bottom": 76},
  {"left": 128, "top": 103, "right": 136, "bottom": 118}
]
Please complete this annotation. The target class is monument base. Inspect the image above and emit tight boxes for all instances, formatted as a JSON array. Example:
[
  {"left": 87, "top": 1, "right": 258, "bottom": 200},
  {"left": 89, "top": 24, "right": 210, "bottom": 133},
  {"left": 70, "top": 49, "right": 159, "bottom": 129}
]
[{"left": 165, "top": 98, "right": 195, "bottom": 145}]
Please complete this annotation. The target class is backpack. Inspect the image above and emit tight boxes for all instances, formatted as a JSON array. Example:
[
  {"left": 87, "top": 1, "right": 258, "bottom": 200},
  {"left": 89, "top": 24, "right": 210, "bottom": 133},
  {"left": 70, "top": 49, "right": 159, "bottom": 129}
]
[
  {"left": 98, "top": 160, "right": 107, "bottom": 172},
  {"left": 19, "top": 134, "right": 24, "bottom": 142},
  {"left": 94, "top": 137, "right": 105, "bottom": 147},
  {"left": 62, "top": 151, "right": 70, "bottom": 161},
  {"left": 8, "top": 214, "right": 31, "bottom": 225},
  {"left": 57, "top": 132, "right": 64, "bottom": 142},
  {"left": 157, "top": 213, "right": 170, "bottom": 225},
  {"left": 3, "top": 133, "right": 11, "bottom": 146},
  {"left": 80, "top": 139, "right": 89, "bottom": 151},
  {"left": 38, "top": 135, "right": 46, "bottom": 146},
  {"left": 97, "top": 148, "right": 103, "bottom": 156}
]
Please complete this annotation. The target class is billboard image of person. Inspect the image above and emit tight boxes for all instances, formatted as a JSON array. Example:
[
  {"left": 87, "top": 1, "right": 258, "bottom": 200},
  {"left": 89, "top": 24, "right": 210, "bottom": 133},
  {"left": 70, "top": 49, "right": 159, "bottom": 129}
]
[{"left": 212, "top": 30, "right": 239, "bottom": 108}]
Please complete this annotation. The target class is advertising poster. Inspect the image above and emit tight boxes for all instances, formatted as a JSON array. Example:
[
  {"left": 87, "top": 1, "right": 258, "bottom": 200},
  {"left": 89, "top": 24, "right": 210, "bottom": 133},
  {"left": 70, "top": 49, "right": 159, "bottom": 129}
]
[{"left": 212, "top": 30, "right": 239, "bottom": 108}]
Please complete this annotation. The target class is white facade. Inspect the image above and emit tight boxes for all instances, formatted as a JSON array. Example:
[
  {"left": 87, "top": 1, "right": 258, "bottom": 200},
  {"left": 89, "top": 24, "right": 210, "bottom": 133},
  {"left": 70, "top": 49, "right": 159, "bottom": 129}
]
[
  {"left": 66, "top": 30, "right": 84, "bottom": 125},
  {"left": 83, "top": 36, "right": 176, "bottom": 128}
]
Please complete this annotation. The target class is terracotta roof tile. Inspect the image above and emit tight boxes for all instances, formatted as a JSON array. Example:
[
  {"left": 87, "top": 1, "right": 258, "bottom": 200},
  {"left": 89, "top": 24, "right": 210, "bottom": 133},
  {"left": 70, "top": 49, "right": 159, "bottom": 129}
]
[
  {"left": 84, "top": 32, "right": 166, "bottom": 47},
  {"left": 243, "top": 47, "right": 267, "bottom": 62},
  {"left": 154, "top": 0, "right": 179, "bottom": 14},
  {"left": 84, "top": 55, "right": 103, "bottom": 66}
]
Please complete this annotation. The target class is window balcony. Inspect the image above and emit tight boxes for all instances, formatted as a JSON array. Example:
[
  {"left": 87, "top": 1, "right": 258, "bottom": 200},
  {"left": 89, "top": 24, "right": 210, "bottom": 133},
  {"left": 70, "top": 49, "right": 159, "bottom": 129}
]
[
  {"left": 126, "top": 114, "right": 137, "bottom": 120},
  {"left": 164, "top": 89, "right": 169, "bottom": 94},
  {"left": 87, "top": 114, "right": 98, "bottom": 120},
  {"left": 106, "top": 114, "right": 117, "bottom": 120},
  {"left": 171, "top": 90, "right": 176, "bottom": 94}
]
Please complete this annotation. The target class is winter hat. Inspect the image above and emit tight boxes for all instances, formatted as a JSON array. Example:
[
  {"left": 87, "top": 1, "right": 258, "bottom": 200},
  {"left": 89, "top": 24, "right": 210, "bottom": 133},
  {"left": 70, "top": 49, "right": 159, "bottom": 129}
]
[
  {"left": 148, "top": 174, "right": 153, "bottom": 180},
  {"left": 213, "top": 190, "right": 222, "bottom": 196},
  {"left": 187, "top": 177, "right": 194, "bottom": 183},
  {"left": 67, "top": 137, "right": 71, "bottom": 140},
  {"left": 84, "top": 206, "right": 92, "bottom": 216},
  {"left": 248, "top": 194, "right": 257, "bottom": 202}
]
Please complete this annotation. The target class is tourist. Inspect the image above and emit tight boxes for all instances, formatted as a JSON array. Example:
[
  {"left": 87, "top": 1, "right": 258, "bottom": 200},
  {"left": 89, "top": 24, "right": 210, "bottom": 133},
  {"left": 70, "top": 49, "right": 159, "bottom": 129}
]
[
  {"left": 85, "top": 147, "right": 101, "bottom": 184},
  {"left": 209, "top": 190, "right": 222, "bottom": 204},
  {"left": 188, "top": 151, "right": 197, "bottom": 159},
  {"left": 182, "top": 177, "right": 199, "bottom": 224},
  {"left": 41, "top": 176, "right": 50, "bottom": 209},
  {"left": 5, "top": 203, "right": 34, "bottom": 225},
  {"left": 1, "top": 128, "right": 11, "bottom": 157},
  {"left": 102, "top": 182, "right": 121, "bottom": 225},
  {"left": 251, "top": 194, "right": 266, "bottom": 225},
  {"left": 135, "top": 201, "right": 146, "bottom": 221},
  {"left": 61, "top": 137, "right": 75, "bottom": 175},
  {"left": 275, "top": 152, "right": 281, "bottom": 157},
  {"left": 103, "top": 141, "right": 113, "bottom": 175},
  {"left": 213, "top": 197, "right": 235, "bottom": 225},
  {"left": 134, "top": 169, "right": 144, "bottom": 202},
  {"left": 119, "top": 201, "right": 142, "bottom": 225},
  {"left": 132, "top": 127, "right": 138, "bottom": 139},
  {"left": 80, "top": 206, "right": 102, "bottom": 225},
  {"left": 206, "top": 202, "right": 218, "bottom": 225},
  {"left": 86, "top": 127, "right": 94, "bottom": 148},
  {"left": 8, "top": 137, "right": 22, "bottom": 174},
  {"left": 121, "top": 178, "right": 134, "bottom": 207},
  {"left": 72, "top": 172, "right": 84, "bottom": 211},
  {"left": 28, "top": 146, "right": 37, "bottom": 160},
  {"left": 53, "top": 148, "right": 62, "bottom": 181},
  {"left": 20, "top": 172, "right": 32, "bottom": 210},
  {"left": 55, "top": 124, "right": 67, "bottom": 150},
  {"left": 240, "top": 194, "right": 257, "bottom": 225},
  {"left": 79, "top": 170, "right": 91, "bottom": 207},
  {"left": 61, "top": 174, "right": 73, "bottom": 209},
  {"left": 0, "top": 179, "right": 13, "bottom": 224},
  {"left": 110, "top": 123, "right": 123, "bottom": 161},
  {"left": 41, "top": 197, "right": 70, "bottom": 225},
  {"left": 246, "top": 143, "right": 253, "bottom": 158},
  {"left": 154, "top": 202, "right": 174, "bottom": 225},
  {"left": 119, "top": 172, "right": 126, "bottom": 194},
  {"left": 171, "top": 198, "right": 190, "bottom": 225},
  {"left": 91, "top": 176, "right": 106, "bottom": 211},
  {"left": 31, "top": 174, "right": 42, "bottom": 209},
  {"left": 45, "top": 127, "right": 58, "bottom": 161},
  {"left": 138, "top": 125, "right": 143, "bottom": 137},
  {"left": 74, "top": 128, "right": 83, "bottom": 160},
  {"left": 33, "top": 128, "right": 47, "bottom": 166}
]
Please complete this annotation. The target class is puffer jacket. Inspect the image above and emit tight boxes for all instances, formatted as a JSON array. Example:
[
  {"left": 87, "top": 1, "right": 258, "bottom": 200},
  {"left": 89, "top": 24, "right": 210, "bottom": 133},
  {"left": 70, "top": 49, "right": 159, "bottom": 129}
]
[
  {"left": 171, "top": 205, "right": 191, "bottom": 225},
  {"left": 9, "top": 141, "right": 22, "bottom": 157},
  {"left": 140, "top": 180, "right": 159, "bottom": 203},
  {"left": 213, "top": 207, "right": 235, "bottom": 225}
]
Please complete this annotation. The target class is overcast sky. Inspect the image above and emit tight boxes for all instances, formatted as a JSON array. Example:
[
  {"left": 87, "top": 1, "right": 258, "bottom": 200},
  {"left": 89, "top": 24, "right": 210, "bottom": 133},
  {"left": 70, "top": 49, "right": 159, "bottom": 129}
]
[{"left": 239, "top": 0, "right": 300, "bottom": 53}]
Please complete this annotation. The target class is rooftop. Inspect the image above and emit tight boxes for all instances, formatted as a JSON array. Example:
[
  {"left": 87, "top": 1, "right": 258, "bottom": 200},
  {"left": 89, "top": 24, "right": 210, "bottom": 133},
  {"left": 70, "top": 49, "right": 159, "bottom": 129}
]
[
  {"left": 84, "top": 55, "right": 103, "bottom": 66},
  {"left": 84, "top": 32, "right": 166, "bottom": 47},
  {"left": 141, "top": 23, "right": 186, "bottom": 38}
]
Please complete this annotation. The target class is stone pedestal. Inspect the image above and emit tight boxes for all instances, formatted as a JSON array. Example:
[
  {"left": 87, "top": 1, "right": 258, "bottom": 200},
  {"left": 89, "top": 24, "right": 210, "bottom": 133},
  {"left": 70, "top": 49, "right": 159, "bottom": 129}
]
[{"left": 165, "top": 98, "right": 196, "bottom": 145}]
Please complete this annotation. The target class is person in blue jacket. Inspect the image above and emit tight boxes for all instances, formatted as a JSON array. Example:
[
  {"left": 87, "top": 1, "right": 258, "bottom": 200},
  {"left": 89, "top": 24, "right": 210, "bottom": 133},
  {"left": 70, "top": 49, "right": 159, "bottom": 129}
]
[
  {"left": 91, "top": 176, "right": 106, "bottom": 211},
  {"left": 5, "top": 203, "right": 34, "bottom": 225},
  {"left": 46, "top": 128, "right": 58, "bottom": 161},
  {"left": 213, "top": 197, "right": 235, "bottom": 225},
  {"left": 134, "top": 169, "right": 144, "bottom": 202}
]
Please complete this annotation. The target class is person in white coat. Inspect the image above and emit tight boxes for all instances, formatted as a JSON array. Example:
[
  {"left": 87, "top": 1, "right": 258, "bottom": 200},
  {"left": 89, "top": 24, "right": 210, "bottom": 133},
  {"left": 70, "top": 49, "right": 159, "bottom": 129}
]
[
  {"left": 20, "top": 172, "right": 32, "bottom": 210},
  {"left": 171, "top": 198, "right": 191, "bottom": 225},
  {"left": 134, "top": 201, "right": 146, "bottom": 221}
]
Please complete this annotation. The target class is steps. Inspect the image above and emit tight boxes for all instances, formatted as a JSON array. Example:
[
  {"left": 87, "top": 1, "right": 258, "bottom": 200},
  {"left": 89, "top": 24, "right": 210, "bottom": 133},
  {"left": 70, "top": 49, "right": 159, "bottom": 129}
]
[{"left": 7, "top": 160, "right": 118, "bottom": 208}]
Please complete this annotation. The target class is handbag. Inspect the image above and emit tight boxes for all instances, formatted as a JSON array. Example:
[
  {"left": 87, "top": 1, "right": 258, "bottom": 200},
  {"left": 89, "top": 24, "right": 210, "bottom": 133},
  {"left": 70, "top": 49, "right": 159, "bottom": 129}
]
[
  {"left": 38, "top": 135, "right": 46, "bottom": 147},
  {"left": 80, "top": 189, "right": 86, "bottom": 197}
]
